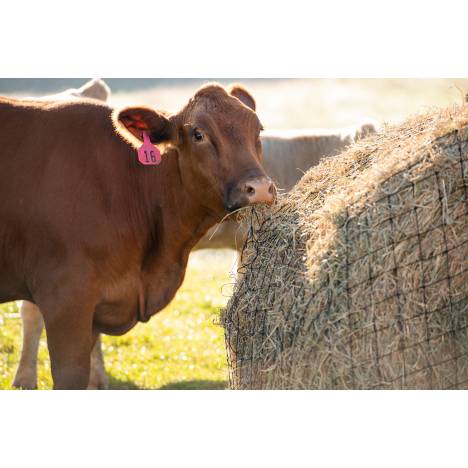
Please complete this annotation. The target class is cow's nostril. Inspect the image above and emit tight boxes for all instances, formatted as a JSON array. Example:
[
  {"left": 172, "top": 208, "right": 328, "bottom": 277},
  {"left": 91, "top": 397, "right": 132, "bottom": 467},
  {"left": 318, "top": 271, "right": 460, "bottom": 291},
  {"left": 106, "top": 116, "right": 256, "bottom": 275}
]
[{"left": 238, "top": 177, "right": 275, "bottom": 206}]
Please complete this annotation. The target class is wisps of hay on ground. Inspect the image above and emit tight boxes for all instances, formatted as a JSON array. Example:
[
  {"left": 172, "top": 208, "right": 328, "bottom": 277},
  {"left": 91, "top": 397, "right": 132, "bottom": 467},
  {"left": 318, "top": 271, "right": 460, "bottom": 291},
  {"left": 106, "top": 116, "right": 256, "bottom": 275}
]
[{"left": 223, "top": 104, "right": 468, "bottom": 389}]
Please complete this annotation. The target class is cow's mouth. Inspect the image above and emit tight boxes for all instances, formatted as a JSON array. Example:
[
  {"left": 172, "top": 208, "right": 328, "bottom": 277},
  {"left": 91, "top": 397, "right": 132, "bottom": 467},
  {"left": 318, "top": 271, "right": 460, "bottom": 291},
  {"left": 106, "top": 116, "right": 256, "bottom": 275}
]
[{"left": 226, "top": 202, "right": 244, "bottom": 213}]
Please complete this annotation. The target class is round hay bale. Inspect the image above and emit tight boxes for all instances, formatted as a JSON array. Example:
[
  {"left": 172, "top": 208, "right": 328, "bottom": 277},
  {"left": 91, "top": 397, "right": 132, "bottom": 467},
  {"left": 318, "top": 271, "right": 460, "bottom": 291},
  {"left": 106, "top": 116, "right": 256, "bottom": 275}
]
[{"left": 223, "top": 105, "right": 468, "bottom": 389}]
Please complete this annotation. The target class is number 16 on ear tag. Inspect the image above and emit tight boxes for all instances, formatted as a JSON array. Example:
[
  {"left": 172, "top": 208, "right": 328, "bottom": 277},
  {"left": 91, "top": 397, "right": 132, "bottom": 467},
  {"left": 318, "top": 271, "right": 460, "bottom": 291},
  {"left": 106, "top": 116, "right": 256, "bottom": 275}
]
[{"left": 137, "top": 132, "right": 161, "bottom": 165}]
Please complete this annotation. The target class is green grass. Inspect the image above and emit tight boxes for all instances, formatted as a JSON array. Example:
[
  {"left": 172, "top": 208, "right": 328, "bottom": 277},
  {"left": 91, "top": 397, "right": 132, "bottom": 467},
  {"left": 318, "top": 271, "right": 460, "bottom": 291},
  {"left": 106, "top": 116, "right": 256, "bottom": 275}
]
[{"left": 0, "top": 250, "right": 236, "bottom": 390}]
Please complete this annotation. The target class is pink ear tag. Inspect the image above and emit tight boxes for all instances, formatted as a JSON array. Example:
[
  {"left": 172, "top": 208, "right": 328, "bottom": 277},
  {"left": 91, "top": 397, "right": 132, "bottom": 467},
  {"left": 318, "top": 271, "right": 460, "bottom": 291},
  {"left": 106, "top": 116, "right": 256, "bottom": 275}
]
[{"left": 137, "top": 132, "right": 161, "bottom": 165}]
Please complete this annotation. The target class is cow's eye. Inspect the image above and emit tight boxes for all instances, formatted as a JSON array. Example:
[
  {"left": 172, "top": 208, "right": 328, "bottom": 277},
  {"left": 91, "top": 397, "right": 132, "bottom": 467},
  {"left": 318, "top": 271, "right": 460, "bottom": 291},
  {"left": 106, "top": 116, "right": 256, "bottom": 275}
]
[{"left": 192, "top": 129, "right": 204, "bottom": 142}]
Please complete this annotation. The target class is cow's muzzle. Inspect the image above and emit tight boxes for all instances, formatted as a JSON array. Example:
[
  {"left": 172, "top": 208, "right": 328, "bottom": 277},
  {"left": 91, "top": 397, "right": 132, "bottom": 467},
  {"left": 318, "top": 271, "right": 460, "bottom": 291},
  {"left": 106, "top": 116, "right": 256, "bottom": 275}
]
[{"left": 226, "top": 176, "right": 276, "bottom": 212}]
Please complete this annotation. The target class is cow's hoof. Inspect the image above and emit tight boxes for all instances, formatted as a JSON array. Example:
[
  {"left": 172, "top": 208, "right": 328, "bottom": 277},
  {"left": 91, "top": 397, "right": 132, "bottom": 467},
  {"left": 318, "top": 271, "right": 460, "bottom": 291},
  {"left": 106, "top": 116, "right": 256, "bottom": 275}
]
[
  {"left": 12, "top": 371, "right": 37, "bottom": 390},
  {"left": 87, "top": 371, "right": 109, "bottom": 390}
]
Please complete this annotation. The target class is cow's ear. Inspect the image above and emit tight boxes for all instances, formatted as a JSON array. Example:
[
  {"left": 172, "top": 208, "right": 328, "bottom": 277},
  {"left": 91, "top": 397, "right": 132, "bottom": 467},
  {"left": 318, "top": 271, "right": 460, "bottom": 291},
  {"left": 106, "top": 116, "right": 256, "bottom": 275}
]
[
  {"left": 113, "top": 106, "right": 176, "bottom": 147},
  {"left": 228, "top": 84, "right": 256, "bottom": 111}
]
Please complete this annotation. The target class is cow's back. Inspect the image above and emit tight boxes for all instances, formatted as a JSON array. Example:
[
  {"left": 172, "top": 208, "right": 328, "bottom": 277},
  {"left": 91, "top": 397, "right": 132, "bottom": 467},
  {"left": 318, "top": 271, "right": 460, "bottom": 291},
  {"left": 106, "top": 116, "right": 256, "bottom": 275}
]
[
  {"left": 25, "top": 79, "right": 111, "bottom": 102},
  {"left": 0, "top": 98, "right": 121, "bottom": 223}
]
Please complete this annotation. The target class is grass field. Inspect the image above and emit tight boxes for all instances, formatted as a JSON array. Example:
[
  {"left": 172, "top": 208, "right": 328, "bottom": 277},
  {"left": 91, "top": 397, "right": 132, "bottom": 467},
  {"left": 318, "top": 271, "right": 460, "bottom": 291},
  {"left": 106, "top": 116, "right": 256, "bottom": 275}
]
[
  {"left": 0, "top": 78, "right": 467, "bottom": 389},
  {"left": 0, "top": 251, "right": 235, "bottom": 389}
]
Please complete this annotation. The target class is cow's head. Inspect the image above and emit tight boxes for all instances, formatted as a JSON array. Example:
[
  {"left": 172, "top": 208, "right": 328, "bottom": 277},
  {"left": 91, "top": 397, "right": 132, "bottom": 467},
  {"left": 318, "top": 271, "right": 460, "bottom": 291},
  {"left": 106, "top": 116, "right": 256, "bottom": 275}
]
[{"left": 114, "top": 83, "right": 275, "bottom": 217}]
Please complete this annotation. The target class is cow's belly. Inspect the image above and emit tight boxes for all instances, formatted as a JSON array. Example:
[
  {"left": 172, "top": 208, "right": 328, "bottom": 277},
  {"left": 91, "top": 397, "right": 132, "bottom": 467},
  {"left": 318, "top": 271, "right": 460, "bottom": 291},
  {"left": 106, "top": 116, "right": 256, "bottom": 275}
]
[
  {"left": 0, "top": 276, "right": 28, "bottom": 303},
  {"left": 0, "top": 268, "right": 33, "bottom": 304}
]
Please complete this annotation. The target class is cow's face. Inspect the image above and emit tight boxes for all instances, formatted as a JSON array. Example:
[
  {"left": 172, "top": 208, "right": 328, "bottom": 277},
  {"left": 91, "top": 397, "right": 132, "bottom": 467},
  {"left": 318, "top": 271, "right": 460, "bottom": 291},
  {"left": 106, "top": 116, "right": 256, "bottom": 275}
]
[{"left": 114, "top": 83, "right": 275, "bottom": 218}]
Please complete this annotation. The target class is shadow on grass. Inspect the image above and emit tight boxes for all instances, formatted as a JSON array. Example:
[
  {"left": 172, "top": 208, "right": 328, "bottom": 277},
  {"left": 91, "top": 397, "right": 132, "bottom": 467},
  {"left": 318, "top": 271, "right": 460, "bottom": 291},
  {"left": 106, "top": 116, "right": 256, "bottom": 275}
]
[
  {"left": 108, "top": 375, "right": 142, "bottom": 390},
  {"left": 159, "top": 380, "right": 228, "bottom": 390},
  {"left": 107, "top": 376, "right": 228, "bottom": 390}
]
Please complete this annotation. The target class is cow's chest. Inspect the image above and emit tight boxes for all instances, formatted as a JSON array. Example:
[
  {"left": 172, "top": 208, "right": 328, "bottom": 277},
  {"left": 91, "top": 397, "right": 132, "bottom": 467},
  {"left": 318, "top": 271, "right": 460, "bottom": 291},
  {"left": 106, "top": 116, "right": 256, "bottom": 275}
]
[
  {"left": 93, "top": 258, "right": 188, "bottom": 335},
  {"left": 93, "top": 271, "right": 141, "bottom": 335}
]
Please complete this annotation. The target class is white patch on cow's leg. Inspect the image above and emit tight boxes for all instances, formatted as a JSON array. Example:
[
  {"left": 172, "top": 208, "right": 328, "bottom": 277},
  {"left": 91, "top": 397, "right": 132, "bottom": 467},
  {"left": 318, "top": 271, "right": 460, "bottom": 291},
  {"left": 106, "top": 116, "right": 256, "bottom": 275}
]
[
  {"left": 235, "top": 251, "right": 241, "bottom": 278},
  {"left": 87, "top": 335, "right": 109, "bottom": 390},
  {"left": 13, "top": 301, "right": 44, "bottom": 389}
]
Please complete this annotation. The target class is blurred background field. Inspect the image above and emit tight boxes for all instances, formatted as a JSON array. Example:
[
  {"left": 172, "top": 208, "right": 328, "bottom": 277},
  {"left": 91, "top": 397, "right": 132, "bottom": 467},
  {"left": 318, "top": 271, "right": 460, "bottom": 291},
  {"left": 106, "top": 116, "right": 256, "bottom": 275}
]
[
  {"left": 2, "top": 78, "right": 467, "bottom": 127},
  {"left": 0, "top": 78, "right": 467, "bottom": 389}
]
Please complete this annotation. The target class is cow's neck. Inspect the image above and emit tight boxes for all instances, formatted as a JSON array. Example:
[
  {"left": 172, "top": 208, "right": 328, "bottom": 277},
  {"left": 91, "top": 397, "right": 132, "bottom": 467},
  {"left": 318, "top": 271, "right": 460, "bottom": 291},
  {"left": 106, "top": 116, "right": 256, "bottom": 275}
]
[{"left": 134, "top": 147, "right": 219, "bottom": 321}]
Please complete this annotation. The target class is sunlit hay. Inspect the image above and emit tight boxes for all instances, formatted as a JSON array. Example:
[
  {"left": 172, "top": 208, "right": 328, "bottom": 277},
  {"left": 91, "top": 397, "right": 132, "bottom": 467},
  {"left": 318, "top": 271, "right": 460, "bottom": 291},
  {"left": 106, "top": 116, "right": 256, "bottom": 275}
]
[{"left": 222, "top": 104, "right": 468, "bottom": 389}]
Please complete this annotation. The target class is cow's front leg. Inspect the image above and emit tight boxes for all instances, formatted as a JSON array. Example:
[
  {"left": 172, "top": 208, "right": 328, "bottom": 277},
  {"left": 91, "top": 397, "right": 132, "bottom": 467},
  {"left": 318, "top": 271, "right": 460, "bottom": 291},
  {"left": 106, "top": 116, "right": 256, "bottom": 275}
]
[
  {"left": 42, "top": 301, "right": 95, "bottom": 390},
  {"left": 13, "top": 301, "right": 44, "bottom": 389},
  {"left": 87, "top": 335, "right": 109, "bottom": 390}
]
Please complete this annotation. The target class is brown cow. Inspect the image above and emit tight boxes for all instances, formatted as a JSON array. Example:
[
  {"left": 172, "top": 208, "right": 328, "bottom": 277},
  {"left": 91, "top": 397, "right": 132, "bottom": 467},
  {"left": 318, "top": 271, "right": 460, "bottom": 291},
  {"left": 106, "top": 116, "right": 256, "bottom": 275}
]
[
  {"left": 0, "top": 82, "right": 274, "bottom": 389},
  {"left": 13, "top": 80, "right": 377, "bottom": 389}
]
